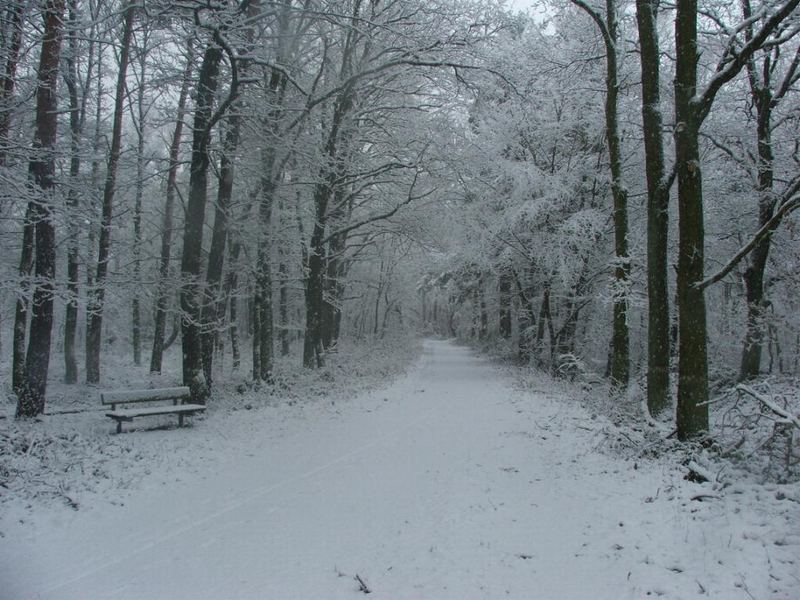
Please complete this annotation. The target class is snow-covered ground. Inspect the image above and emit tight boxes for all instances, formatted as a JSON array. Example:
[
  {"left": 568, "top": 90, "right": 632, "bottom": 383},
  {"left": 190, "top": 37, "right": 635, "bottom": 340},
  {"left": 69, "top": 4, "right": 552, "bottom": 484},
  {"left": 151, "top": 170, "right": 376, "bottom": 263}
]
[{"left": 1, "top": 339, "right": 798, "bottom": 599}]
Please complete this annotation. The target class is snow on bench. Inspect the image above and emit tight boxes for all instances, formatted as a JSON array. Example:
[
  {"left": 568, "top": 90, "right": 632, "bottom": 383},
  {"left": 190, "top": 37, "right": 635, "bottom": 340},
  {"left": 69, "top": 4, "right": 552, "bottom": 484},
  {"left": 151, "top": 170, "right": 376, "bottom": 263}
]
[{"left": 101, "top": 386, "right": 205, "bottom": 433}]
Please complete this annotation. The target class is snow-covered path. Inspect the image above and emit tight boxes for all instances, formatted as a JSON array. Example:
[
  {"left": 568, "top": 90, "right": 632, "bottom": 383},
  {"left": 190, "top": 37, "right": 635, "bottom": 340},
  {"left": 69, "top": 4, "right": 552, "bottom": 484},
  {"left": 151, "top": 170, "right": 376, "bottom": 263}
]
[{"left": 2, "top": 340, "right": 794, "bottom": 599}]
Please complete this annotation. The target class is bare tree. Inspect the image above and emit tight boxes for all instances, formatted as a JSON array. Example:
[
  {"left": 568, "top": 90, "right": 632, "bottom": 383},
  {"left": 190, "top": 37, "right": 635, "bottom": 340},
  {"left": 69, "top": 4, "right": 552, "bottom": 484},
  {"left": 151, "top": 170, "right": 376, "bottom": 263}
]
[
  {"left": 85, "top": 1, "right": 136, "bottom": 384},
  {"left": 571, "top": 0, "right": 630, "bottom": 388},
  {"left": 151, "top": 39, "right": 194, "bottom": 373}
]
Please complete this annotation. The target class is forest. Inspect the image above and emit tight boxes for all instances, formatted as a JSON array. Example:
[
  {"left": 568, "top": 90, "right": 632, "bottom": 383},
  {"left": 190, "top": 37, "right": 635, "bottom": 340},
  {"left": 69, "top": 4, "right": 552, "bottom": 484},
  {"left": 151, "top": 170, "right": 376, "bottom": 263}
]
[{"left": 1, "top": 0, "right": 799, "bottom": 448}]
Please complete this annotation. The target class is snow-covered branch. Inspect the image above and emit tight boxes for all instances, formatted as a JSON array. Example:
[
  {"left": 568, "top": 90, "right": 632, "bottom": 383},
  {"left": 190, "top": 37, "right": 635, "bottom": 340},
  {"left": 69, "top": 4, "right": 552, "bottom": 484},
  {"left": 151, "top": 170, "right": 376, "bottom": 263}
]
[
  {"left": 695, "top": 185, "right": 800, "bottom": 291},
  {"left": 736, "top": 385, "right": 800, "bottom": 429}
]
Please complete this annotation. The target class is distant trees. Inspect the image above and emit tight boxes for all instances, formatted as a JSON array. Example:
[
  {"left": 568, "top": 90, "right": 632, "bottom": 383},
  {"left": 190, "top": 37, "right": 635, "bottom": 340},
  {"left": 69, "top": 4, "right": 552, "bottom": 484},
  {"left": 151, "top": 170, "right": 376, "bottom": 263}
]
[{"left": 422, "top": 0, "right": 800, "bottom": 440}]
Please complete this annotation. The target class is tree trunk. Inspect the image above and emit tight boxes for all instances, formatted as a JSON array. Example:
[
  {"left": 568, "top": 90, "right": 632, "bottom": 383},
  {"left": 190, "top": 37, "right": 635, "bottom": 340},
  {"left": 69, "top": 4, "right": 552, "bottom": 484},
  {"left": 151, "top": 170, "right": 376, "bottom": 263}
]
[
  {"left": 131, "top": 34, "right": 147, "bottom": 368},
  {"left": 254, "top": 171, "right": 277, "bottom": 380},
  {"left": 223, "top": 197, "right": 255, "bottom": 373},
  {"left": 254, "top": 174, "right": 276, "bottom": 381},
  {"left": 15, "top": 0, "right": 65, "bottom": 417},
  {"left": 229, "top": 281, "right": 241, "bottom": 370},
  {"left": 257, "top": 242, "right": 274, "bottom": 381},
  {"left": 0, "top": 1, "right": 23, "bottom": 167},
  {"left": 304, "top": 227, "right": 326, "bottom": 367},
  {"left": 278, "top": 257, "right": 290, "bottom": 356},
  {"left": 252, "top": 293, "right": 261, "bottom": 380},
  {"left": 253, "top": 170, "right": 277, "bottom": 381},
  {"left": 85, "top": 34, "right": 103, "bottom": 325},
  {"left": 202, "top": 112, "right": 242, "bottom": 387},
  {"left": 12, "top": 205, "right": 34, "bottom": 395},
  {"left": 0, "top": 2, "right": 26, "bottom": 360},
  {"left": 180, "top": 43, "right": 223, "bottom": 403},
  {"left": 739, "top": 7, "right": 779, "bottom": 380},
  {"left": 252, "top": 57, "right": 288, "bottom": 377},
  {"left": 322, "top": 229, "right": 348, "bottom": 350},
  {"left": 535, "top": 285, "right": 550, "bottom": 368},
  {"left": 674, "top": 0, "right": 709, "bottom": 439},
  {"left": 85, "top": 3, "right": 135, "bottom": 384},
  {"left": 604, "top": 0, "right": 630, "bottom": 389},
  {"left": 63, "top": 0, "right": 85, "bottom": 384},
  {"left": 635, "top": 0, "right": 671, "bottom": 416},
  {"left": 499, "top": 273, "right": 512, "bottom": 339},
  {"left": 479, "top": 282, "right": 488, "bottom": 340},
  {"left": 516, "top": 290, "right": 535, "bottom": 362},
  {"left": 573, "top": 0, "right": 629, "bottom": 387},
  {"left": 151, "top": 41, "right": 193, "bottom": 373},
  {"left": 302, "top": 5, "right": 359, "bottom": 366}
]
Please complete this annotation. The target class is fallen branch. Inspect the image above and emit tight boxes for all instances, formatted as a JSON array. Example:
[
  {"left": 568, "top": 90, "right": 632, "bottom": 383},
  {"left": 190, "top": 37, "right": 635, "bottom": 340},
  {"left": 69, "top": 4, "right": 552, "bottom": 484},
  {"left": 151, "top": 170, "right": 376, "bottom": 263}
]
[
  {"left": 736, "top": 384, "right": 800, "bottom": 429},
  {"left": 690, "top": 492, "right": 722, "bottom": 502},
  {"left": 685, "top": 460, "right": 715, "bottom": 484}
]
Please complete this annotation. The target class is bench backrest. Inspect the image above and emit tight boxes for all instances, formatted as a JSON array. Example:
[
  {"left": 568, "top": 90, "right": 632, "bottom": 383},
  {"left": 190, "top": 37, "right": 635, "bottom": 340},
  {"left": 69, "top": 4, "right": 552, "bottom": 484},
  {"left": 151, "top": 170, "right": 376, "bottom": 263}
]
[{"left": 101, "top": 386, "right": 191, "bottom": 407}]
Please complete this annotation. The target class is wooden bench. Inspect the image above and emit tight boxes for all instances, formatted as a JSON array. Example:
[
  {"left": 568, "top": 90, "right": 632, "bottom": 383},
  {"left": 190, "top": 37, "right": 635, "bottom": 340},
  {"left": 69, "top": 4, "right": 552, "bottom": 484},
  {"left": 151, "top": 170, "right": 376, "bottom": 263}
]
[{"left": 101, "top": 386, "right": 205, "bottom": 434}]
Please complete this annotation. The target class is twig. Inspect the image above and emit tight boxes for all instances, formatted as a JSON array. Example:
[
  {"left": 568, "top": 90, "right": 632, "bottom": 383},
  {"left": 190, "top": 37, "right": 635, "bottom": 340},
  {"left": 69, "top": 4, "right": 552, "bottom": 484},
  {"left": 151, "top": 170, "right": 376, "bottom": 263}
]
[{"left": 355, "top": 573, "right": 371, "bottom": 594}]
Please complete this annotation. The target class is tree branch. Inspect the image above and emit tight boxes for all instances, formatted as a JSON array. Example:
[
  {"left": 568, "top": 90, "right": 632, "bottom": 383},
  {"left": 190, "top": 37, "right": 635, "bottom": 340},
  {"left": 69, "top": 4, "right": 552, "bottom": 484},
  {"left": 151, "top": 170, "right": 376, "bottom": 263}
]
[
  {"left": 696, "top": 0, "right": 800, "bottom": 125},
  {"left": 695, "top": 183, "right": 800, "bottom": 291}
]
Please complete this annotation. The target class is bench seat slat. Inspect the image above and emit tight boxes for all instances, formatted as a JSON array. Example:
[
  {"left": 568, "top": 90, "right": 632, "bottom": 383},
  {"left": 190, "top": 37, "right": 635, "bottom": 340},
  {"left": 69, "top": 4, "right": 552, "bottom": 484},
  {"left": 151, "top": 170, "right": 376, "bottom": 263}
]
[
  {"left": 101, "top": 386, "right": 190, "bottom": 405},
  {"left": 106, "top": 404, "right": 206, "bottom": 419}
]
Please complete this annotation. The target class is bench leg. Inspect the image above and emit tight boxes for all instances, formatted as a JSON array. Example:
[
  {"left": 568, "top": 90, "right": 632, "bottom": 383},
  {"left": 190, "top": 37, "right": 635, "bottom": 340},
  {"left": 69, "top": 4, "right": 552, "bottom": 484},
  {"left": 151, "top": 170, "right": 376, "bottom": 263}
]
[
  {"left": 179, "top": 413, "right": 184, "bottom": 428},
  {"left": 117, "top": 420, "right": 122, "bottom": 434}
]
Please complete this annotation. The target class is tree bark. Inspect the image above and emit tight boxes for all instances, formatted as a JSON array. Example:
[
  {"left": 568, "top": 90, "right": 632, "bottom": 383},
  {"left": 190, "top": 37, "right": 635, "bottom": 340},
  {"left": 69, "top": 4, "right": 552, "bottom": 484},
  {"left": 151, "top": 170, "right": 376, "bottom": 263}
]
[
  {"left": 322, "top": 190, "right": 350, "bottom": 350},
  {"left": 0, "top": 1, "right": 23, "bottom": 167},
  {"left": 278, "top": 253, "right": 290, "bottom": 356},
  {"left": 0, "top": 1, "right": 26, "bottom": 360},
  {"left": 12, "top": 205, "right": 34, "bottom": 396},
  {"left": 499, "top": 272, "right": 512, "bottom": 339},
  {"left": 513, "top": 270, "right": 536, "bottom": 362},
  {"left": 223, "top": 196, "right": 255, "bottom": 373},
  {"left": 180, "top": 43, "right": 223, "bottom": 403},
  {"left": 635, "top": 0, "right": 671, "bottom": 416},
  {"left": 604, "top": 0, "right": 629, "bottom": 389},
  {"left": 62, "top": 0, "right": 87, "bottom": 384},
  {"left": 202, "top": 111, "right": 242, "bottom": 387},
  {"left": 535, "top": 285, "right": 551, "bottom": 368},
  {"left": 15, "top": 0, "right": 65, "bottom": 417},
  {"left": 674, "top": 0, "right": 709, "bottom": 438},
  {"left": 479, "top": 281, "right": 488, "bottom": 340},
  {"left": 131, "top": 31, "right": 148, "bottom": 368},
  {"left": 252, "top": 292, "right": 261, "bottom": 380},
  {"left": 254, "top": 148, "right": 280, "bottom": 381}
]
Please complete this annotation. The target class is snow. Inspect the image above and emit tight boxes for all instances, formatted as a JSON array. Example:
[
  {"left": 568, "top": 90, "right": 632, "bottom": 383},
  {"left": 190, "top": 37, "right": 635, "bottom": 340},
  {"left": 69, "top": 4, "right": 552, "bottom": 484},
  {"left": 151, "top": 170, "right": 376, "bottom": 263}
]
[
  {"left": 2, "top": 339, "right": 798, "bottom": 599},
  {"left": 101, "top": 387, "right": 191, "bottom": 405}
]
